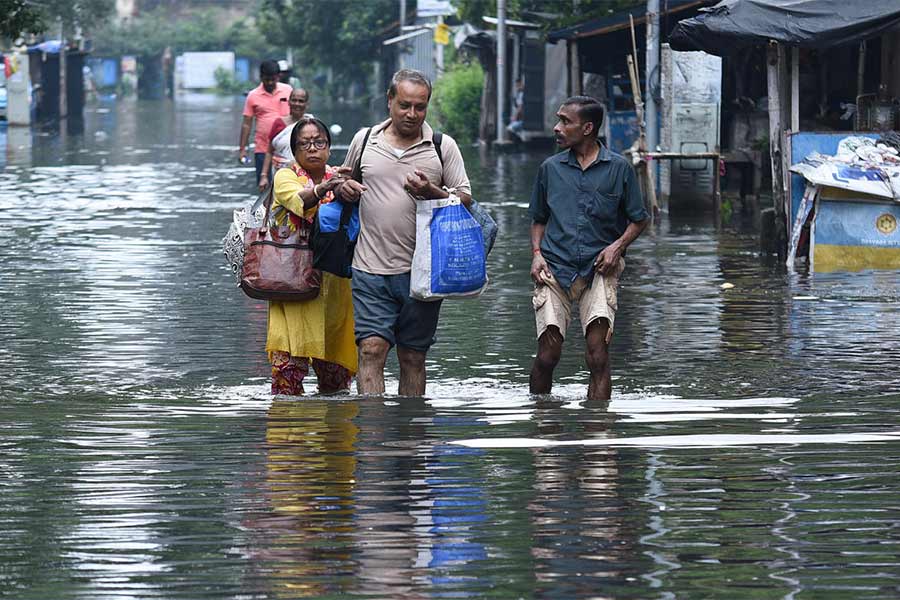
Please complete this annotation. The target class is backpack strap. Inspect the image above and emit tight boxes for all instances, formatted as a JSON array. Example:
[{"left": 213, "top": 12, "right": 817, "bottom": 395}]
[
  {"left": 433, "top": 130, "right": 445, "bottom": 186},
  {"left": 353, "top": 127, "right": 373, "bottom": 183},
  {"left": 433, "top": 131, "right": 444, "bottom": 166},
  {"left": 339, "top": 201, "right": 354, "bottom": 226},
  {"left": 354, "top": 127, "right": 443, "bottom": 181}
]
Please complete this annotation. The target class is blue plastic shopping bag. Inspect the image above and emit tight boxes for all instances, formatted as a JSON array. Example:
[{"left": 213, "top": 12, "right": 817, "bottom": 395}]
[{"left": 411, "top": 196, "right": 488, "bottom": 300}]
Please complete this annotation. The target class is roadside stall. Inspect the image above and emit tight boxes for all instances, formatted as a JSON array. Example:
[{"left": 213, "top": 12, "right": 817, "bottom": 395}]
[
  {"left": 788, "top": 135, "right": 900, "bottom": 271},
  {"left": 670, "top": 0, "right": 900, "bottom": 269}
]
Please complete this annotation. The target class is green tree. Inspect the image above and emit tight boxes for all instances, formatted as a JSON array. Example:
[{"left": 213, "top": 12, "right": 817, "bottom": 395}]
[
  {"left": 91, "top": 10, "right": 173, "bottom": 57},
  {"left": 257, "top": 0, "right": 396, "bottom": 89},
  {"left": 1, "top": 0, "right": 113, "bottom": 39},
  {"left": 453, "top": 0, "right": 644, "bottom": 29},
  {"left": 223, "top": 18, "right": 282, "bottom": 59},
  {"left": 92, "top": 8, "right": 280, "bottom": 58},
  {"left": 1, "top": 0, "right": 45, "bottom": 38}
]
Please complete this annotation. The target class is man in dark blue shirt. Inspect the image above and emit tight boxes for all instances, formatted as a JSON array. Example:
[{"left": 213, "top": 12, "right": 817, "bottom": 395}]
[{"left": 528, "top": 96, "right": 649, "bottom": 402}]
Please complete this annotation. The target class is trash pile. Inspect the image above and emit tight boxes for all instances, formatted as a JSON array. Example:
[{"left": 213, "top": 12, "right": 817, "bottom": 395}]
[{"left": 790, "top": 135, "right": 900, "bottom": 200}]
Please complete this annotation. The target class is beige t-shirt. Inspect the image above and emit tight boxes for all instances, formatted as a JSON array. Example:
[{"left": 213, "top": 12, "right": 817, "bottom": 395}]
[{"left": 342, "top": 119, "right": 472, "bottom": 275}]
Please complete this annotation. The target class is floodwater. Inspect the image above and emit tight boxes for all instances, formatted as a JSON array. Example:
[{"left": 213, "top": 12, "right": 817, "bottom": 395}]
[{"left": 2, "top": 95, "right": 900, "bottom": 599}]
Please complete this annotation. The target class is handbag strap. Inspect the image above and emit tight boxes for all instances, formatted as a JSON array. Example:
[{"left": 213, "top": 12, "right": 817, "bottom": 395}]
[
  {"left": 251, "top": 185, "right": 269, "bottom": 215},
  {"left": 258, "top": 182, "right": 275, "bottom": 233}
]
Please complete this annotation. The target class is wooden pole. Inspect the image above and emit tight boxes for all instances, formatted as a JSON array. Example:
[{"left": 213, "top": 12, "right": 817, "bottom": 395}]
[
  {"left": 791, "top": 46, "right": 800, "bottom": 132},
  {"left": 857, "top": 41, "right": 867, "bottom": 99},
  {"left": 766, "top": 40, "right": 787, "bottom": 258},
  {"left": 627, "top": 19, "right": 659, "bottom": 221},
  {"left": 713, "top": 156, "right": 721, "bottom": 223},
  {"left": 569, "top": 40, "right": 582, "bottom": 95},
  {"left": 627, "top": 53, "right": 658, "bottom": 220},
  {"left": 630, "top": 15, "right": 640, "bottom": 78}
]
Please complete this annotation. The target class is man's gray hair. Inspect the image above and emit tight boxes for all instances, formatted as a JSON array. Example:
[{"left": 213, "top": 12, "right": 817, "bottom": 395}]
[{"left": 388, "top": 69, "right": 433, "bottom": 100}]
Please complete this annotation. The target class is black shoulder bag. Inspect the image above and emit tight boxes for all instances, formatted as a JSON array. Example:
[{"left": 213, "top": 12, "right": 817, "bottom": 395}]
[{"left": 311, "top": 128, "right": 371, "bottom": 278}]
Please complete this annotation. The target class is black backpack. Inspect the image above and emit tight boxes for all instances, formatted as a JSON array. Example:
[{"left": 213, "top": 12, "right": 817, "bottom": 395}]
[{"left": 312, "top": 128, "right": 446, "bottom": 278}]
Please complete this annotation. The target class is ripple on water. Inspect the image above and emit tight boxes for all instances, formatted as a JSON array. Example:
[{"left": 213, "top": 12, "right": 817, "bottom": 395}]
[{"left": 3, "top": 99, "right": 900, "bottom": 598}]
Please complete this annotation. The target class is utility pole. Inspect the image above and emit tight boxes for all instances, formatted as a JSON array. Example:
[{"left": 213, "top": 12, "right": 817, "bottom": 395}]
[
  {"left": 398, "top": 0, "right": 407, "bottom": 73},
  {"left": 645, "top": 0, "right": 660, "bottom": 164},
  {"left": 496, "top": 0, "right": 507, "bottom": 144},
  {"left": 436, "top": 15, "right": 445, "bottom": 76}
]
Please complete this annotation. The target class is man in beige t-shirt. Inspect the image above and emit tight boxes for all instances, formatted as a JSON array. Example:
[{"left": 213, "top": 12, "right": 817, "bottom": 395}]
[{"left": 338, "top": 69, "right": 472, "bottom": 397}]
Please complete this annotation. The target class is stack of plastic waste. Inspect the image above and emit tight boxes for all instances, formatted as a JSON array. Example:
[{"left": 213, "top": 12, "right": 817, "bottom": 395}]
[{"left": 790, "top": 135, "right": 900, "bottom": 199}]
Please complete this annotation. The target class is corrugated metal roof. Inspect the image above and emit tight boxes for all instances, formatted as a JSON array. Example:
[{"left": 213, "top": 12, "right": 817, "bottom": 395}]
[{"left": 547, "top": 0, "right": 711, "bottom": 42}]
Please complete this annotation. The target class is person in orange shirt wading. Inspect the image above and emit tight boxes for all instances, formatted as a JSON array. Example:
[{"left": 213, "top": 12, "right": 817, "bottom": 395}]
[{"left": 238, "top": 60, "right": 292, "bottom": 187}]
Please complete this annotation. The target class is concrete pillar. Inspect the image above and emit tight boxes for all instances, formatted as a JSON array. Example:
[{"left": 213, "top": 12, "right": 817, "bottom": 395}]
[
  {"left": 645, "top": 0, "right": 659, "bottom": 153},
  {"left": 496, "top": 0, "right": 507, "bottom": 144}
]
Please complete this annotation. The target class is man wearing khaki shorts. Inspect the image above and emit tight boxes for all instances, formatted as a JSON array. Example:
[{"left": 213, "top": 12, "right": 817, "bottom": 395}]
[{"left": 529, "top": 96, "right": 649, "bottom": 401}]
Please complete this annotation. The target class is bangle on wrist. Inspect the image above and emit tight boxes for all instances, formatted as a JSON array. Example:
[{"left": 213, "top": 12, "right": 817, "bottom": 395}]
[
  {"left": 532, "top": 248, "right": 542, "bottom": 255},
  {"left": 313, "top": 183, "right": 323, "bottom": 201}
]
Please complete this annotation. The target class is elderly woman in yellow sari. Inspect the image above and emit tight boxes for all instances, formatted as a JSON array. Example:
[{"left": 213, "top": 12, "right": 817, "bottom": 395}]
[{"left": 268, "top": 116, "right": 356, "bottom": 394}]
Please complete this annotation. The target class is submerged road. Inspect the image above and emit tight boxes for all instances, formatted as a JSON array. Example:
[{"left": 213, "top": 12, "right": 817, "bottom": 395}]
[{"left": 1, "top": 95, "right": 900, "bottom": 599}]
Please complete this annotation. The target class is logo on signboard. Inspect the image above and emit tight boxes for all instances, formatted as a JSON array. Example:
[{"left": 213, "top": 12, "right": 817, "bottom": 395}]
[{"left": 876, "top": 213, "right": 897, "bottom": 235}]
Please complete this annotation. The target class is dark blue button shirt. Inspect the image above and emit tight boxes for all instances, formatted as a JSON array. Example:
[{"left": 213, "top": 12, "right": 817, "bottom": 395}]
[{"left": 529, "top": 143, "right": 648, "bottom": 289}]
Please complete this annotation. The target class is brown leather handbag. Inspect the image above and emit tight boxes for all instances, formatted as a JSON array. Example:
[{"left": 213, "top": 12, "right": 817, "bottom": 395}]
[{"left": 240, "top": 185, "right": 321, "bottom": 302}]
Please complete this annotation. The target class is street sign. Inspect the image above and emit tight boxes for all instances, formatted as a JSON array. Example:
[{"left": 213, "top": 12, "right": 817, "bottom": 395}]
[
  {"left": 419, "top": 0, "right": 453, "bottom": 17},
  {"left": 434, "top": 22, "right": 450, "bottom": 45}
]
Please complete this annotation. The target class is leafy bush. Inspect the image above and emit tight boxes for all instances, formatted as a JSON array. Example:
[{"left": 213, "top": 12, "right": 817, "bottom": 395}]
[
  {"left": 214, "top": 66, "right": 247, "bottom": 96},
  {"left": 431, "top": 61, "right": 484, "bottom": 145}
]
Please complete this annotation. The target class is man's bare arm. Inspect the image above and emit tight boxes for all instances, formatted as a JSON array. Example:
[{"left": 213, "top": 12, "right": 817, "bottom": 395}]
[
  {"left": 238, "top": 115, "right": 253, "bottom": 163},
  {"left": 594, "top": 218, "right": 648, "bottom": 275}
]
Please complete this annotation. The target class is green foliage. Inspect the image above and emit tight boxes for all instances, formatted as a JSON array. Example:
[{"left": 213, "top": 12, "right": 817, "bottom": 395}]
[
  {"left": 168, "top": 11, "right": 223, "bottom": 53},
  {"left": 751, "top": 134, "right": 769, "bottom": 152},
  {"left": 1, "top": 0, "right": 113, "bottom": 39},
  {"left": 94, "top": 12, "right": 166, "bottom": 56},
  {"left": 214, "top": 66, "right": 247, "bottom": 95},
  {"left": 721, "top": 195, "right": 733, "bottom": 223},
  {"left": 258, "top": 0, "right": 396, "bottom": 90},
  {"left": 453, "top": 0, "right": 644, "bottom": 30},
  {"left": 431, "top": 61, "right": 484, "bottom": 145},
  {"left": 1, "top": 0, "right": 46, "bottom": 38},
  {"left": 92, "top": 8, "right": 280, "bottom": 59},
  {"left": 224, "top": 18, "right": 281, "bottom": 59}
]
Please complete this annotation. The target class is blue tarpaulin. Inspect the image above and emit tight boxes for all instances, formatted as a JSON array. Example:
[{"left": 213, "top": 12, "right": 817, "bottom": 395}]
[{"left": 28, "top": 40, "right": 63, "bottom": 54}]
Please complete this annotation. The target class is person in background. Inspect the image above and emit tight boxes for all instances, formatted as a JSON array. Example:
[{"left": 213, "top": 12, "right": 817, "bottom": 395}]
[
  {"left": 258, "top": 88, "right": 310, "bottom": 192},
  {"left": 528, "top": 96, "right": 649, "bottom": 402},
  {"left": 239, "top": 60, "right": 292, "bottom": 186},
  {"left": 336, "top": 69, "right": 472, "bottom": 397},
  {"left": 278, "top": 59, "right": 301, "bottom": 89},
  {"left": 267, "top": 116, "right": 356, "bottom": 395},
  {"left": 507, "top": 77, "right": 525, "bottom": 140}
]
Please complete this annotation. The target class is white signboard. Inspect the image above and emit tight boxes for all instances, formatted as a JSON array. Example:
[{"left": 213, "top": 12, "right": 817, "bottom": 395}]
[
  {"left": 180, "top": 52, "right": 235, "bottom": 90},
  {"left": 418, "top": 0, "right": 453, "bottom": 17}
]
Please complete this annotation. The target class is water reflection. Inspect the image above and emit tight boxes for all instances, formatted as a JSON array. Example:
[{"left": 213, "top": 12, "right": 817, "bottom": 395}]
[
  {"left": 248, "top": 396, "right": 645, "bottom": 598},
  {"left": 3, "top": 96, "right": 900, "bottom": 599},
  {"left": 258, "top": 400, "right": 359, "bottom": 597}
]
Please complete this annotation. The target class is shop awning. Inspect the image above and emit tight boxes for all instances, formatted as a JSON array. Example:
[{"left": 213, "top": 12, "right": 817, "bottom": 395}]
[
  {"left": 669, "top": 0, "right": 900, "bottom": 55},
  {"left": 547, "top": 0, "right": 710, "bottom": 42}
]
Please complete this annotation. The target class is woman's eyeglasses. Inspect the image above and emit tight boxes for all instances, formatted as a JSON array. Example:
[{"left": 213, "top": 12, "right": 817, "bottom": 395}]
[{"left": 297, "top": 139, "right": 328, "bottom": 151}]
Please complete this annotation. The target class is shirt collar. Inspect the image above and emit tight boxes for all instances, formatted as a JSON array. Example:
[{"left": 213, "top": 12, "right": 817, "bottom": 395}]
[
  {"left": 371, "top": 119, "right": 434, "bottom": 147},
  {"left": 256, "top": 83, "right": 278, "bottom": 96},
  {"left": 563, "top": 141, "right": 610, "bottom": 168}
]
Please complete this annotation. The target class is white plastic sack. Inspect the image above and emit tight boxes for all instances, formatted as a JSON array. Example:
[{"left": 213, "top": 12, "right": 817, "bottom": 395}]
[
  {"left": 410, "top": 196, "right": 487, "bottom": 301},
  {"left": 223, "top": 190, "right": 267, "bottom": 284}
]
